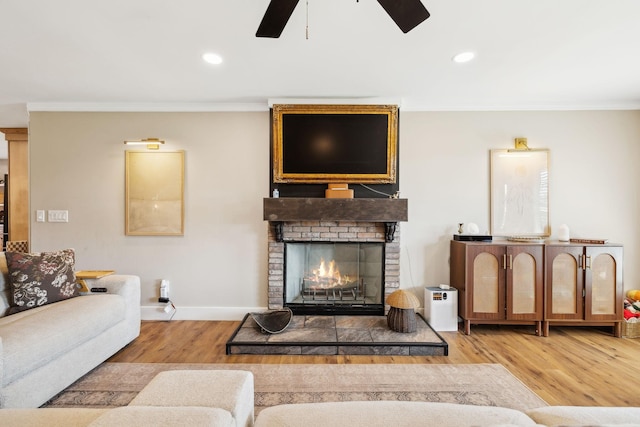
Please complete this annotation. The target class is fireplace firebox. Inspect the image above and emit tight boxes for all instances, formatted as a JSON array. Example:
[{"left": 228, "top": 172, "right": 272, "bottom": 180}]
[
  {"left": 284, "top": 242, "right": 384, "bottom": 315},
  {"left": 264, "top": 198, "right": 408, "bottom": 316}
]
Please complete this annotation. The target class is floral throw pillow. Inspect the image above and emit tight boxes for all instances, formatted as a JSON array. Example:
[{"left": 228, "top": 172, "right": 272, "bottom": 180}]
[{"left": 5, "top": 248, "right": 79, "bottom": 314}]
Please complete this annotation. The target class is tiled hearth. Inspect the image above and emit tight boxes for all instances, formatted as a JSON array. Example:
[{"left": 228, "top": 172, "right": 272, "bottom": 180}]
[{"left": 226, "top": 313, "right": 448, "bottom": 356}]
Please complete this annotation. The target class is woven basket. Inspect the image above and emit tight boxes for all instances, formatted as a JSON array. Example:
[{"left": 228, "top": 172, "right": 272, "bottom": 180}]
[
  {"left": 622, "top": 321, "right": 640, "bottom": 338},
  {"left": 387, "top": 307, "right": 417, "bottom": 333}
]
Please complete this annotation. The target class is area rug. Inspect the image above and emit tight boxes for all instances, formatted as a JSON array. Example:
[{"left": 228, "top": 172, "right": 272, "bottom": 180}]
[{"left": 44, "top": 363, "right": 546, "bottom": 413}]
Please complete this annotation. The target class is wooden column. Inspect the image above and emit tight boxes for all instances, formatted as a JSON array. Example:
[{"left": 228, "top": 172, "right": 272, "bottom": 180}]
[{"left": 0, "top": 128, "right": 29, "bottom": 244}]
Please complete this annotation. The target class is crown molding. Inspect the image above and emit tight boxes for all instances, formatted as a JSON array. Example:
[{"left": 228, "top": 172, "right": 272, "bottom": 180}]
[
  {"left": 26, "top": 102, "right": 269, "bottom": 113},
  {"left": 24, "top": 100, "right": 640, "bottom": 114}
]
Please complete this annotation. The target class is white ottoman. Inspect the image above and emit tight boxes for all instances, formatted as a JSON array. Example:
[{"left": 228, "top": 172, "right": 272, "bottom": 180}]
[{"left": 129, "top": 370, "right": 254, "bottom": 427}]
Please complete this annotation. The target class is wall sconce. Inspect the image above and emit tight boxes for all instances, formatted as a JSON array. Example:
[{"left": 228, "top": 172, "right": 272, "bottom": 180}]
[
  {"left": 514, "top": 137, "right": 529, "bottom": 150},
  {"left": 124, "top": 138, "right": 165, "bottom": 150}
]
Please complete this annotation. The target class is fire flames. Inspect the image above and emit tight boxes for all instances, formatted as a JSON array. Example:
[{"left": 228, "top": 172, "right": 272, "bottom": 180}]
[{"left": 306, "top": 258, "right": 352, "bottom": 289}]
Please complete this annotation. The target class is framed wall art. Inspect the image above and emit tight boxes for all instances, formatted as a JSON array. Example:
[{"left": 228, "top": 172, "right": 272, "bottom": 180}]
[
  {"left": 125, "top": 151, "right": 184, "bottom": 236},
  {"left": 490, "top": 149, "right": 550, "bottom": 237}
]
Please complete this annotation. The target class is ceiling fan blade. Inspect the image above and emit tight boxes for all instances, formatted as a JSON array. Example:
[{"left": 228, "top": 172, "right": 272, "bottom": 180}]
[
  {"left": 376, "top": 0, "right": 430, "bottom": 33},
  {"left": 256, "top": 0, "right": 300, "bottom": 38}
]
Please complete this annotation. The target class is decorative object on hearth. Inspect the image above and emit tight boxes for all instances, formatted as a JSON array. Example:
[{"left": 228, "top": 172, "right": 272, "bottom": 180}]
[
  {"left": 250, "top": 308, "right": 293, "bottom": 334},
  {"left": 386, "top": 289, "right": 420, "bottom": 333}
]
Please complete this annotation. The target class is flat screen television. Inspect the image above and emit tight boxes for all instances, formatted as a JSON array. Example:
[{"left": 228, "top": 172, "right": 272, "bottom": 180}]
[{"left": 272, "top": 104, "right": 398, "bottom": 184}]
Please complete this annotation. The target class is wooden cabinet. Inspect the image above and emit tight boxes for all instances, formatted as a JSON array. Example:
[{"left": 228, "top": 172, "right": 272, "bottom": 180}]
[
  {"left": 450, "top": 240, "right": 544, "bottom": 335},
  {"left": 544, "top": 243, "right": 623, "bottom": 337}
]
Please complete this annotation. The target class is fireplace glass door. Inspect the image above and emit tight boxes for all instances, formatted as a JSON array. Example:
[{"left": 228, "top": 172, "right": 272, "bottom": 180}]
[{"left": 284, "top": 242, "right": 384, "bottom": 315}]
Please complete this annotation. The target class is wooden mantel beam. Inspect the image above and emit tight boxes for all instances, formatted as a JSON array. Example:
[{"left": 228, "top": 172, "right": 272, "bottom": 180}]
[{"left": 264, "top": 197, "right": 408, "bottom": 223}]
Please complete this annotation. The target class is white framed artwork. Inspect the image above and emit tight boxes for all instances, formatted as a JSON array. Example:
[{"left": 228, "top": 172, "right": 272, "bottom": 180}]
[{"left": 490, "top": 149, "right": 550, "bottom": 237}]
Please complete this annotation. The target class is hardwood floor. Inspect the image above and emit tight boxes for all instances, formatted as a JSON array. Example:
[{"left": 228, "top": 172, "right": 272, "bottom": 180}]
[{"left": 108, "top": 320, "right": 640, "bottom": 407}]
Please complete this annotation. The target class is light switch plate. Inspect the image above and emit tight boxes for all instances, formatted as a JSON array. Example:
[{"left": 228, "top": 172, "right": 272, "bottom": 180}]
[
  {"left": 36, "top": 210, "right": 45, "bottom": 222},
  {"left": 48, "top": 210, "right": 69, "bottom": 222}
]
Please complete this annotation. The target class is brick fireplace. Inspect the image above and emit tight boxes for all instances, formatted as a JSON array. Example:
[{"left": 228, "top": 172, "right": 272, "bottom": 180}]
[{"left": 264, "top": 198, "right": 408, "bottom": 315}]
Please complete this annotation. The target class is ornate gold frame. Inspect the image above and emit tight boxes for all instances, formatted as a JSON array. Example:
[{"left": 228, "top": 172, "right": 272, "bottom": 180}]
[
  {"left": 272, "top": 104, "right": 398, "bottom": 184},
  {"left": 125, "top": 150, "right": 185, "bottom": 236}
]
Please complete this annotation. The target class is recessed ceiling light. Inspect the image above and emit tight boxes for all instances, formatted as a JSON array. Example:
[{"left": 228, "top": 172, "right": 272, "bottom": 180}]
[
  {"left": 202, "top": 52, "right": 223, "bottom": 65},
  {"left": 452, "top": 51, "right": 475, "bottom": 63}
]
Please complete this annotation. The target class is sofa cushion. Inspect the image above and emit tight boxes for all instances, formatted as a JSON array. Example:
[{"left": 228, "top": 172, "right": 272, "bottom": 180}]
[
  {"left": 0, "top": 408, "right": 108, "bottom": 427},
  {"left": 254, "top": 401, "right": 539, "bottom": 427},
  {"left": 5, "top": 249, "right": 79, "bottom": 314},
  {"left": 0, "top": 293, "right": 126, "bottom": 386},
  {"left": 88, "top": 406, "right": 234, "bottom": 427}
]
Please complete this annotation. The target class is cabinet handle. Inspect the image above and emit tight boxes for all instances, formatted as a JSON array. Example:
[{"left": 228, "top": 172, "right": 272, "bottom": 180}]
[
  {"left": 585, "top": 255, "right": 591, "bottom": 269},
  {"left": 508, "top": 254, "right": 513, "bottom": 270},
  {"left": 503, "top": 254, "right": 507, "bottom": 270}
]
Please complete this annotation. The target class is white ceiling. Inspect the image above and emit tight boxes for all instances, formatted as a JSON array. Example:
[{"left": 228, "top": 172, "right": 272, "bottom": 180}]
[{"left": 1, "top": 0, "right": 640, "bottom": 127}]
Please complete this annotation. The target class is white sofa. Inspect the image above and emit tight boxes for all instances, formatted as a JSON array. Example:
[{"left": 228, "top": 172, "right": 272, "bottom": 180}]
[
  {"left": 254, "top": 401, "right": 640, "bottom": 427},
  {"left": 0, "top": 253, "right": 141, "bottom": 408},
  {"left": 0, "top": 370, "right": 254, "bottom": 427},
  {"left": 1, "top": 369, "right": 638, "bottom": 426}
]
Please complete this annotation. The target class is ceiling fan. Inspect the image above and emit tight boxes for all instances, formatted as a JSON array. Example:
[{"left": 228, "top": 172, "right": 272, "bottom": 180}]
[{"left": 256, "top": 0, "right": 430, "bottom": 38}]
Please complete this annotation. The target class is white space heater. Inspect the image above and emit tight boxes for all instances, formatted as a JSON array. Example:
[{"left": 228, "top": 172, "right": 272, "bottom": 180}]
[{"left": 424, "top": 286, "right": 458, "bottom": 331}]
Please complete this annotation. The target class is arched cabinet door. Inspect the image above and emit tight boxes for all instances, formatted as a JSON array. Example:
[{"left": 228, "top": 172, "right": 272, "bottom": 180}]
[
  {"left": 450, "top": 240, "right": 544, "bottom": 336},
  {"left": 544, "top": 243, "right": 623, "bottom": 337},
  {"left": 545, "top": 245, "right": 584, "bottom": 321},
  {"left": 585, "top": 246, "right": 622, "bottom": 322},
  {"left": 469, "top": 245, "right": 505, "bottom": 320},
  {"left": 507, "top": 245, "right": 544, "bottom": 321}
]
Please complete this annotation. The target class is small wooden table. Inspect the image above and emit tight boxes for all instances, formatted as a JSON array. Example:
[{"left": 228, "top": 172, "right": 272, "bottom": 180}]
[{"left": 75, "top": 270, "right": 115, "bottom": 292}]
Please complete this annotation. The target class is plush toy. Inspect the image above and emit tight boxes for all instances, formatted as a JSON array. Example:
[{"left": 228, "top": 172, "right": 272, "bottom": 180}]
[
  {"left": 624, "top": 308, "right": 640, "bottom": 320},
  {"left": 627, "top": 290, "right": 640, "bottom": 301}
]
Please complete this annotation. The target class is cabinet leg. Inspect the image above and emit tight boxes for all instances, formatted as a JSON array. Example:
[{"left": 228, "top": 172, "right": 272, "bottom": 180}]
[
  {"left": 535, "top": 321, "right": 543, "bottom": 337},
  {"left": 542, "top": 321, "right": 549, "bottom": 337},
  {"left": 464, "top": 320, "right": 471, "bottom": 335}
]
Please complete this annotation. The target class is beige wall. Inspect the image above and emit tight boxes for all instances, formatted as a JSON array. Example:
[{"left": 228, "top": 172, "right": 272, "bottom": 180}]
[{"left": 28, "top": 110, "right": 640, "bottom": 320}]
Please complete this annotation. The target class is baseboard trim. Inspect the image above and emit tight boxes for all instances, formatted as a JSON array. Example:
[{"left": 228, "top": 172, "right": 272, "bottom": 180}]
[
  {"left": 141, "top": 306, "right": 426, "bottom": 321},
  {"left": 141, "top": 305, "right": 267, "bottom": 321}
]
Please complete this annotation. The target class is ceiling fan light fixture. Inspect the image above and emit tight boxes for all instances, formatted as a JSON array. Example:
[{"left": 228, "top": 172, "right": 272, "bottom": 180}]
[
  {"left": 452, "top": 51, "right": 475, "bottom": 63},
  {"left": 202, "top": 52, "right": 223, "bottom": 65}
]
